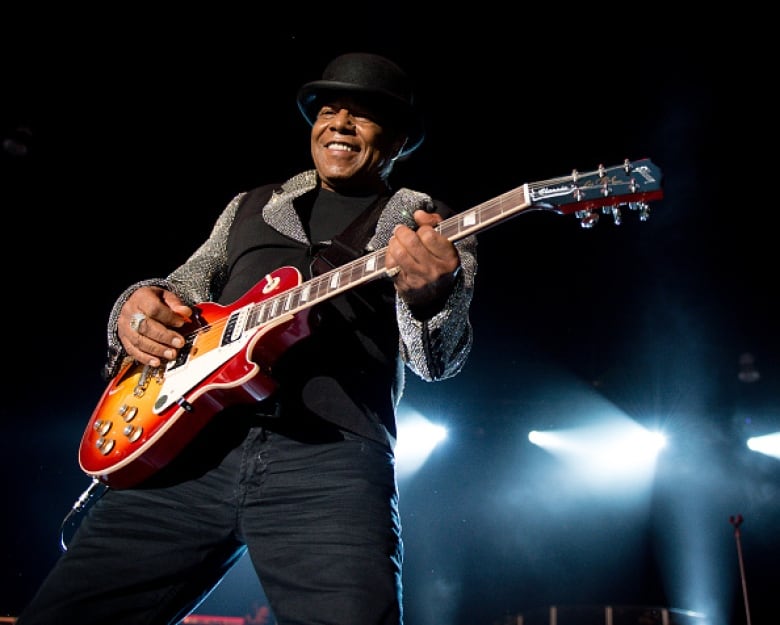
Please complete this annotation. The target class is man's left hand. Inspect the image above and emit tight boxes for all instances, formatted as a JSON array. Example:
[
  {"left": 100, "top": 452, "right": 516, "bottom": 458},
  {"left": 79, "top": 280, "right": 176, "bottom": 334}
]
[{"left": 386, "top": 209, "right": 461, "bottom": 314}]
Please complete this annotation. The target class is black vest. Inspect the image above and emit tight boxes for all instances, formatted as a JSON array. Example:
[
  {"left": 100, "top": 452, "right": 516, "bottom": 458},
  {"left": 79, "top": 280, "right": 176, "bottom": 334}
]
[{"left": 218, "top": 184, "right": 402, "bottom": 445}]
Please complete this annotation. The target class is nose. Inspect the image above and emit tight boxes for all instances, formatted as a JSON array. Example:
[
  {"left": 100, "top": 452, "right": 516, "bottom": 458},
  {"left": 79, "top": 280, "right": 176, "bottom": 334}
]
[{"left": 331, "top": 108, "right": 356, "bottom": 129}]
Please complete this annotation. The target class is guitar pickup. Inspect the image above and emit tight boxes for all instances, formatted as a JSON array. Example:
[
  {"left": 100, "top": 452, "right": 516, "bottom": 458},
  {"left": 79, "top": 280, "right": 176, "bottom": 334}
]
[
  {"left": 169, "top": 338, "right": 193, "bottom": 370},
  {"left": 223, "top": 307, "right": 249, "bottom": 345}
]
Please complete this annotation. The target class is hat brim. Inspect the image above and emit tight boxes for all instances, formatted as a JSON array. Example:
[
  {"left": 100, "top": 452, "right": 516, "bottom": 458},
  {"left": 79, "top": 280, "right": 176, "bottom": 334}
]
[{"left": 297, "top": 81, "right": 424, "bottom": 158}]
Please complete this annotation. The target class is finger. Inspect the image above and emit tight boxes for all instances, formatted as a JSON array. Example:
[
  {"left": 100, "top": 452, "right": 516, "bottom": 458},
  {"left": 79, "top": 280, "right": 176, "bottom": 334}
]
[
  {"left": 125, "top": 334, "right": 177, "bottom": 368},
  {"left": 135, "top": 314, "right": 187, "bottom": 351},
  {"left": 120, "top": 314, "right": 185, "bottom": 366},
  {"left": 391, "top": 225, "right": 427, "bottom": 264},
  {"left": 413, "top": 209, "right": 442, "bottom": 228},
  {"left": 129, "top": 312, "right": 147, "bottom": 334},
  {"left": 161, "top": 291, "right": 194, "bottom": 325}
]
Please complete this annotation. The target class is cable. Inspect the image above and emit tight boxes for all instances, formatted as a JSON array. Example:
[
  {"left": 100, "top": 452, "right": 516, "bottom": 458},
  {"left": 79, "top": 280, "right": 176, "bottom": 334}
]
[{"left": 58, "top": 478, "right": 107, "bottom": 552}]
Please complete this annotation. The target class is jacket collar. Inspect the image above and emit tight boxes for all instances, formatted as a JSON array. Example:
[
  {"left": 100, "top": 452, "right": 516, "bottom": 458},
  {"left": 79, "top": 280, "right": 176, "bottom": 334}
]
[{"left": 262, "top": 169, "right": 434, "bottom": 250}]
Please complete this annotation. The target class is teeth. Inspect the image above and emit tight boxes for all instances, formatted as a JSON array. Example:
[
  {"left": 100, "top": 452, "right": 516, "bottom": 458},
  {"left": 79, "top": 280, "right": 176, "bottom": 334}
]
[{"left": 328, "top": 143, "right": 354, "bottom": 152}]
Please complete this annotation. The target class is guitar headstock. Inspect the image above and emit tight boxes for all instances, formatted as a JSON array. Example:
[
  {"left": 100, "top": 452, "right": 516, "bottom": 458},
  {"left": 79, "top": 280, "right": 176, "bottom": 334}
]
[{"left": 529, "top": 158, "right": 663, "bottom": 228}]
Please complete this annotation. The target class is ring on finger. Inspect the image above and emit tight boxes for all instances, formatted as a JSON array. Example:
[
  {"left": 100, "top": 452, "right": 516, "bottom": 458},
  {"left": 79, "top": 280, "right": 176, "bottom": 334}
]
[{"left": 130, "top": 312, "right": 147, "bottom": 333}]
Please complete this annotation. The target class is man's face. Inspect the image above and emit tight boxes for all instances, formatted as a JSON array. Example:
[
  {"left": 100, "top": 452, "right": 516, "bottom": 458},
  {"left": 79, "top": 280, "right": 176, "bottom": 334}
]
[{"left": 310, "top": 95, "right": 406, "bottom": 193}]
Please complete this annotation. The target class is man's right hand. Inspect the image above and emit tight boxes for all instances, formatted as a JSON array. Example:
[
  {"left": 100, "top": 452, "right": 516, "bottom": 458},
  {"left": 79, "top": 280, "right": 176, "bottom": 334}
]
[{"left": 118, "top": 286, "right": 194, "bottom": 367}]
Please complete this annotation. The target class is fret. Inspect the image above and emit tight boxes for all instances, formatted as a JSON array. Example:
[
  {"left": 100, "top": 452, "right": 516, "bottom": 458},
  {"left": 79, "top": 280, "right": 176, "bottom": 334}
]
[
  {"left": 312, "top": 276, "right": 327, "bottom": 302},
  {"left": 346, "top": 260, "right": 364, "bottom": 283},
  {"left": 246, "top": 303, "right": 261, "bottom": 330},
  {"left": 256, "top": 302, "right": 268, "bottom": 325}
]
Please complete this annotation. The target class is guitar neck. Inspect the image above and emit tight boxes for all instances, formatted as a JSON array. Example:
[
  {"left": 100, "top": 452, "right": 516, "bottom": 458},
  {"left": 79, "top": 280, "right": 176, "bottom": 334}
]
[
  {"left": 245, "top": 158, "right": 662, "bottom": 331},
  {"left": 438, "top": 185, "right": 531, "bottom": 243},
  {"left": 243, "top": 185, "right": 532, "bottom": 330}
]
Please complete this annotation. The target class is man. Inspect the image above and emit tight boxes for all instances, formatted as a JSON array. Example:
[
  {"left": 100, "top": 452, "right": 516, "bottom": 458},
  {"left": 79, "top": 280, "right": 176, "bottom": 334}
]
[{"left": 18, "top": 51, "right": 477, "bottom": 625}]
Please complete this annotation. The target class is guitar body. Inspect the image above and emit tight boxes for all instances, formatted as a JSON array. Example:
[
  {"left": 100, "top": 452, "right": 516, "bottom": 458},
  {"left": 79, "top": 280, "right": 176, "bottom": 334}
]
[
  {"left": 79, "top": 266, "right": 311, "bottom": 489},
  {"left": 78, "top": 159, "right": 664, "bottom": 489}
]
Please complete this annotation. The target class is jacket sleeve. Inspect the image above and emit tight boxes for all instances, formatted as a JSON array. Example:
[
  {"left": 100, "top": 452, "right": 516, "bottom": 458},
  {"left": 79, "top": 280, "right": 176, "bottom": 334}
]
[
  {"left": 102, "top": 193, "right": 245, "bottom": 380},
  {"left": 397, "top": 233, "right": 477, "bottom": 381}
]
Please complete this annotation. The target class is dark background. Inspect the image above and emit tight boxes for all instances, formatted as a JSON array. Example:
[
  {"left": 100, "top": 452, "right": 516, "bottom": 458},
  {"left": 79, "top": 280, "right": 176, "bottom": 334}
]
[{"left": 2, "top": 12, "right": 778, "bottom": 625}]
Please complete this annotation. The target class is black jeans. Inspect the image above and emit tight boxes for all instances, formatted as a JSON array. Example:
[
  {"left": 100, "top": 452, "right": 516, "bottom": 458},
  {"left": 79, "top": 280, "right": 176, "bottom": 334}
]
[{"left": 17, "top": 415, "right": 403, "bottom": 625}]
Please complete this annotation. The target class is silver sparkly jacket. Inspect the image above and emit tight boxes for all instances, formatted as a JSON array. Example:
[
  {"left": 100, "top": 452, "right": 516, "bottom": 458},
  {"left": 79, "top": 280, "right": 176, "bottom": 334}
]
[{"left": 104, "top": 170, "right": 477, "bottom": 393}]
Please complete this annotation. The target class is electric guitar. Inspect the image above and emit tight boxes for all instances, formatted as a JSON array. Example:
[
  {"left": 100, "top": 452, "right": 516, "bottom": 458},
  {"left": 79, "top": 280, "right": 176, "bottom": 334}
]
[{"left": 79, "top": 158, "right": 664, "bottom": 488}]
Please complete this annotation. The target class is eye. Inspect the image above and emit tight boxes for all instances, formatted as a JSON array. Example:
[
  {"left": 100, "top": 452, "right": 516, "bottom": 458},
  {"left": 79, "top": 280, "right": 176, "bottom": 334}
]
[{"left": 349, "top": 107, "right": 381, "bottom": 124}]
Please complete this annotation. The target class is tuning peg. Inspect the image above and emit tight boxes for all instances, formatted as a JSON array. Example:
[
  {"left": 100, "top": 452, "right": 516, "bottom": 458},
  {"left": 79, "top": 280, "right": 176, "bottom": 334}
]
[
  {"left": 602, "top": 205, "right": 622, "bottom": 225},
  {"left": 576, "top": 209, "right": 599, "bottom": 229},
  {"left": 628, "top": 201, "right": 651, "bottom": 221}
]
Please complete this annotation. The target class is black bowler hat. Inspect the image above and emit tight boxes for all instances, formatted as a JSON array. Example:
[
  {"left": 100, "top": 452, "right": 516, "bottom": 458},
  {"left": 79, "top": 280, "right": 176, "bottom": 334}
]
[{"left": 297, "top": 52, "right": 425, "bottom": 158}]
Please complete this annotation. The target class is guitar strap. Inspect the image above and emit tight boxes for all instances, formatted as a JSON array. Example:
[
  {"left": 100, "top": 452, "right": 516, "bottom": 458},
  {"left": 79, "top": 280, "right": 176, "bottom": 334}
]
[{"left": 310, "top": 194, "right": 390, "bottom": 276}]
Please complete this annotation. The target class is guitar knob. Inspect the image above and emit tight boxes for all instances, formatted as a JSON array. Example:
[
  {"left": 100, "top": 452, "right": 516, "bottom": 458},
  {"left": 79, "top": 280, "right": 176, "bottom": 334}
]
[
  {"left": 123, "top": 424, "right": 143, "bottom": 443},
  {"left": 96, "top": 437, "right": 115, "bottom": 455},
  {"left": 93, "top": 419, "right": 112, "bottom": 436}
]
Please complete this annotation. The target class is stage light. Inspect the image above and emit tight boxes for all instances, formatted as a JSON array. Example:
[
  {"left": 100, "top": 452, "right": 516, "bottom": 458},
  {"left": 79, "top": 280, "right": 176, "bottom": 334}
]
[
  {"left": 527, "top": 421, "right": 666, "bottom": 488},
  {"left": 746, "top": 431, "right": 780, "bottom": 459},
  {"left": 396, "top": 411, "right": 448, "bottom": 480}
]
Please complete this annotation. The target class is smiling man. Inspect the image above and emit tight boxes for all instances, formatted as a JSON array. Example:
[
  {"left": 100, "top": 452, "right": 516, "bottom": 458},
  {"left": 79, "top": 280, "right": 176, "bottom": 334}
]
[{"left": 18, "top": 52, "right": 478, "bottom": 625}]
